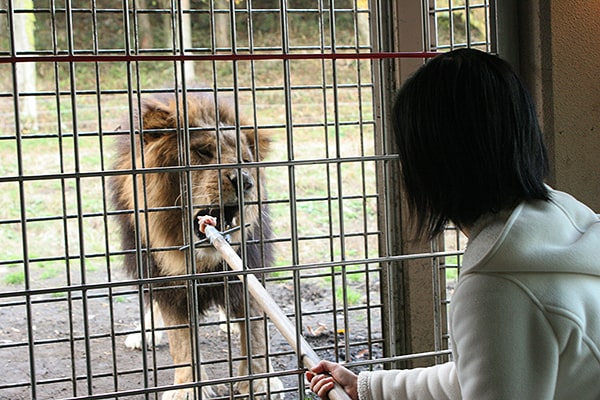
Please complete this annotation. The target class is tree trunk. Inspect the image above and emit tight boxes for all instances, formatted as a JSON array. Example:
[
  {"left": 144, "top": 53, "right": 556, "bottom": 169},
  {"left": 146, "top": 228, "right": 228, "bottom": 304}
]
[
  {"left": 180, "top": 0, "right": 195, "bottom": 82},
  {"left": 135, "top": 0, "right": 154, "bottom": 49},
  {"left": 14, "top": 0, "right": 38, "bottom": 131},
  {"left": 215, "top": 0, "right": 231, "bottom": 51}
]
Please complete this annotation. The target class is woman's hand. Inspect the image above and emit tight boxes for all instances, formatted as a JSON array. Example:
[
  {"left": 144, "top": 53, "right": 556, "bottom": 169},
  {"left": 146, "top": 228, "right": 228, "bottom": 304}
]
[{"left": 306, "top": 360, "right": 359, "bottom": 400}]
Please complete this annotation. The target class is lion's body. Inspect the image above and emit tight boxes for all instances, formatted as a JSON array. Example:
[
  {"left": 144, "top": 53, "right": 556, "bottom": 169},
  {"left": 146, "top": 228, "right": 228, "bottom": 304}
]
[{"left": 110, "top": 92, "right": 281, "bottom": 399}]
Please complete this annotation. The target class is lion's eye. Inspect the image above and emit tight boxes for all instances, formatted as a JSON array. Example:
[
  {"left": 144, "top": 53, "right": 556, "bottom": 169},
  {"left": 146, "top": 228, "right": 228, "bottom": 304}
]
[
  {"left": 196, "top": 148, "right": 213, "bottom": 159},
  {"left": 242, "top": 152, "right": 253, "bottom": 163}
]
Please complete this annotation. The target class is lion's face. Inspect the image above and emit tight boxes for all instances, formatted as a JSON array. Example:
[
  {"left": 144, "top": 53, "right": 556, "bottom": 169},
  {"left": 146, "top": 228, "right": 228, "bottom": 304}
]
[
  {"left": 114, "top": 92, "right": 270, "bottom": 272},
  {"left": 187, "top": 127, "right": 263, "bottom": 245}
]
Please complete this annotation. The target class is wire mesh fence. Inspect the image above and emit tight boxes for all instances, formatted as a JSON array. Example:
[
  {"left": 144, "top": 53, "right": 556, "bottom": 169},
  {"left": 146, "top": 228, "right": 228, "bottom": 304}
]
[{"left": 0, "top": 1, "right": 489, "bottom": 399}]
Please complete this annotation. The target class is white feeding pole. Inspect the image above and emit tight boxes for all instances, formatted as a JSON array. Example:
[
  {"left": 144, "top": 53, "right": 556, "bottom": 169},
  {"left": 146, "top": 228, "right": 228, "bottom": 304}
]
[{"left": 202, "top": 224, "right": 352, "bottom": 400}]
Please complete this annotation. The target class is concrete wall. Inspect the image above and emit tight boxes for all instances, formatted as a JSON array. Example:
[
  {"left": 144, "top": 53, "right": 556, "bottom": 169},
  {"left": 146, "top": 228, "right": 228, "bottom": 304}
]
[{"left": 518, "top": 2, "right": 600, "bottom": 212}]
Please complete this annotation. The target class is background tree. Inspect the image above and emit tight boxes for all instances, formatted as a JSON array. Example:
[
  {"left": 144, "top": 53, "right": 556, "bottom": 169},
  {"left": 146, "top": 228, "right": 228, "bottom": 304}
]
[{"left": 14, "top": 0, "right": 38, "bottom": 131}]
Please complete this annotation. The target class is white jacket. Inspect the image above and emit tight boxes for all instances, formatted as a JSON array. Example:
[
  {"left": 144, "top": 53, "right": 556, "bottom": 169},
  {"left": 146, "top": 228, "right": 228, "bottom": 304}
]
[{"left": 358, "top": 188, "right": 600, "bottom": 399}]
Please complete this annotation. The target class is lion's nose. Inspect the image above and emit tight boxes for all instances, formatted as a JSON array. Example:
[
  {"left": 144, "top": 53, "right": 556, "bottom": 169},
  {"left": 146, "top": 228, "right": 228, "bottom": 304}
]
[{"left": 229, "top": 170, "right": 254, "bottom": 193}]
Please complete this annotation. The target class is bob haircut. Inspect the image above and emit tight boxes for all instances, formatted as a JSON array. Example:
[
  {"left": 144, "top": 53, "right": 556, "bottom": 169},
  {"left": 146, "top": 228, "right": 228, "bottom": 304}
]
[{"left": 392, "top": 48, "right": 549, "bottom": 240}]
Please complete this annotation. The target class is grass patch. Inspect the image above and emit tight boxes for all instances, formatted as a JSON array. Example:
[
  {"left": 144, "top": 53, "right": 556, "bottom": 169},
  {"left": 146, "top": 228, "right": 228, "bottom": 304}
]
[
  {"left": 113, "top": 295, "right": 126, "bottom": 303},
  {"left": 444, "top": 255, "right": 461, "bottom": 282},
  {"left": 4, "top": 271, "right": 25, "bottom": 286},
  {"left": 336, "top": 286, "right": 362, "bottom": 306},
  {"left": 445, "top": 267, "right": 459, "bottom": 282},
  {"left": 39, "top": 266, "right": 60, "bottom": 280}
]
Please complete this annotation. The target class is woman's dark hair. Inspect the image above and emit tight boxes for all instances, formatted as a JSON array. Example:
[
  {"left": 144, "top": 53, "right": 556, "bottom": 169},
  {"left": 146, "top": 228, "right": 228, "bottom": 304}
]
[{"left": 392, "top": 48, "right": 549, "bottom": 239}]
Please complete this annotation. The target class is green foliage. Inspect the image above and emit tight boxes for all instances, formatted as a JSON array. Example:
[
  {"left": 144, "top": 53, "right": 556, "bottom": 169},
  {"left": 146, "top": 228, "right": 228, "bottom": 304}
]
[
  {"left": 336, "top": 285, "right": 361, "bottom": 306},
  {"left": 4, "top": 270, "right": 25, "bottom": 285},
  {"left": 39, "top": 265, "right": 60, "bottom": 280},
  {"left": 435, "top": 6, "right": 487, "bottom": 47}
]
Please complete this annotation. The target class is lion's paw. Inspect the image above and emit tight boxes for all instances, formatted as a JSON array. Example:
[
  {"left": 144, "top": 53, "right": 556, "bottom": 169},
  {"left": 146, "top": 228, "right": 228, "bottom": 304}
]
[
  {"left": 236, "top": 377, "right": 285, "bottom": 399},
  {"left": 161, "top": 385, "right": 217, "bottom": 400},
  {"left": 161, "top": 388, "right": 194, "bottom": 400},
  {"left": 124, "top": 329, "right": 164, "bottom": 350}
]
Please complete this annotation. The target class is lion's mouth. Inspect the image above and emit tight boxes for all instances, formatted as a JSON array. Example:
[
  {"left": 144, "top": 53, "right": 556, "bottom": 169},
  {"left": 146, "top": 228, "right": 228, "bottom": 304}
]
[{"left": 193, "top": 206, "right": 239, "bottom": 239}]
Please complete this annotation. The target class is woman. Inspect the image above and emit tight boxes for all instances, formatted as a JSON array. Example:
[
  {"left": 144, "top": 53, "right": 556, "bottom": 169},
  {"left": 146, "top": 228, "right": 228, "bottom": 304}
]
[{"left": 307, "top": 48, "right": 600, "bottom": 399}]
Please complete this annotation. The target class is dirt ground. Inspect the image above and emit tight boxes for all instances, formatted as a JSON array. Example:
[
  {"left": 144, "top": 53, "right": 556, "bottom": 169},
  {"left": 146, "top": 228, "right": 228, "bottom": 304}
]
[{"left": 0, "top": 265, "right": 383, "bottom": 400}]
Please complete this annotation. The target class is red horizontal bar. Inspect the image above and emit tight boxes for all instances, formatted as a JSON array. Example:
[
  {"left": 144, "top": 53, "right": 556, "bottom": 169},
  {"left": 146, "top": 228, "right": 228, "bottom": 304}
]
[{"left": 0, "top": 51, "right": 441, "bottom": 64}]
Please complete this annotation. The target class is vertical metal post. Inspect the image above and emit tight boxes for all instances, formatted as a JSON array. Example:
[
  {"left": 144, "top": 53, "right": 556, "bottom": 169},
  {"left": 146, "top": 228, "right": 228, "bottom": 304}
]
[
  {"left": 491, "top": 0, "right": 519, "bottom": 69},
  {"left": 371, "top": 0, "right": 408, "bottom": 368},
  {"left": 372, "top": 0, "right": 441, "bottom": 369}
]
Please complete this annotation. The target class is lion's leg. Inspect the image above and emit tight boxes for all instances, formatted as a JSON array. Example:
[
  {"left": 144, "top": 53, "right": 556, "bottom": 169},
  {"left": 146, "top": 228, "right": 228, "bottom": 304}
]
[
  {"left": 161, "top": 308, "right": 216, "bottom": 399},
  {"left": 125, "top": 301, "right": 164, "bottom": 350},
  {"left": 235, "top": 301, "right": 284, "bottom": 399}
]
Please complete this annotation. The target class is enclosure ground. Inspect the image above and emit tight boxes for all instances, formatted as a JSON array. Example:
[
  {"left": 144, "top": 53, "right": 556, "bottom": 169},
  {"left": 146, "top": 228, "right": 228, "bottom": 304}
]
[{"left": 0, "top": 265, "right": 382, "bottom": 400}]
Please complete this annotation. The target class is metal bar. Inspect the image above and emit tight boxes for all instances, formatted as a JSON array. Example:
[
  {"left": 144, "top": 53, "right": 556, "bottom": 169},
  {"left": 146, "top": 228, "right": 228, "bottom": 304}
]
[
  {"left": 466, "top": 0, "right": 472, "bottom": 48},
  {"left": 64, "top": 0, "right": 95, "bottom": 394},
  {"left": 88, "top": 0, "right": 121, "bottom": 393},
  {"left": 276, "top": 2, "right": 305, "bottom": 396},
  {"left": 45, "top": 0, "right": 79, "bottom": 394},
  {"left": 354, "top": 0, "right": 378, "bottom": 364},
  {"left": 0, "top": 51, "right": 442, "bottom": 64},
  {"left": 7, "top": 1, "right": 37, "bottom": 397}
]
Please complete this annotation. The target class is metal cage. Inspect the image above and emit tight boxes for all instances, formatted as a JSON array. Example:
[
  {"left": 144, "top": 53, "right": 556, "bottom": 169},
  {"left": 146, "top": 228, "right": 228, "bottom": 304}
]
[{"left": 0, "top": 1, "right": 492, "bottom": 399}]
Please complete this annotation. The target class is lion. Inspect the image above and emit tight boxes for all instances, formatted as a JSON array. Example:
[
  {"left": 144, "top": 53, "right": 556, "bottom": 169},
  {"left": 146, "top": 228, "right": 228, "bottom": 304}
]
[{"left": 110, "top": 91, "right": 283, "bottom": 399}]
